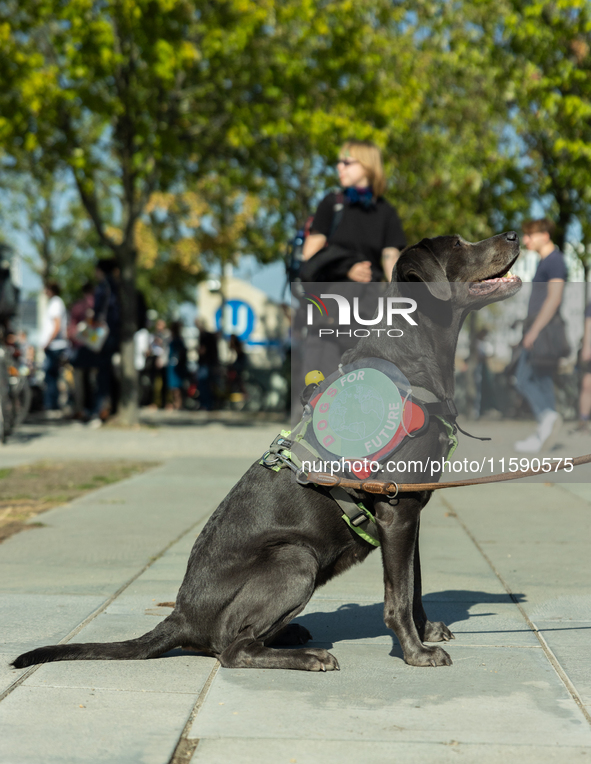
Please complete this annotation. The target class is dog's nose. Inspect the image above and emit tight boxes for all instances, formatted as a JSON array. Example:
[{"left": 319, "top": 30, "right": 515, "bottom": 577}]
[{"left": 505, "top": 231, "right": 518, "bottom": 242}]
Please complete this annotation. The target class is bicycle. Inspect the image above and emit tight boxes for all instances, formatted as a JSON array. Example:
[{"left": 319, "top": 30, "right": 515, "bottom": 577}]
[
  {"left": 0, "top": 332, "right": 32, "bottom": 443},
  {"left": 223, "top": 367, "right": 265, "bottom": 413}
]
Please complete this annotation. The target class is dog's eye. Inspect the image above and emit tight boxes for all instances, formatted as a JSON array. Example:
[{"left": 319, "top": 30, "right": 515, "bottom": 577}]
[{"left": 454, "top": 239, "right": 462, "bottom": 247}]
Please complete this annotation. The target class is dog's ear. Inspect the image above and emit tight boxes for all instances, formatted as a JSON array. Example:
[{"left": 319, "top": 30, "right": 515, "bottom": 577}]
[{"left": 395, "top": 239, "right": 452, "bottom": 302}]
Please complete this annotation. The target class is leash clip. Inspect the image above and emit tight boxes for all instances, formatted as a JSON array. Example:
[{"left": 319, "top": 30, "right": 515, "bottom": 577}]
[{"left": 296, "top": 469, "right": 310, "bottom": 485}]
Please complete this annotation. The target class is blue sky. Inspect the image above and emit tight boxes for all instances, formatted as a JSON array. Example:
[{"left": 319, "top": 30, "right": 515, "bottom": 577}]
[{"left": 234, "top": 255, "right": 288, "bottom": 303}]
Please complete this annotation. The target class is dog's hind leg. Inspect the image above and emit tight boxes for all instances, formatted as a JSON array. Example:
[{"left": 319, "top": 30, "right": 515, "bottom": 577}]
[
  {"left": 217, "top": 546, "right": 337, "bottom": 671},
  {"left": 220, "top": 631, "right": 339, "bottom": 671},
  {"left": 375, "top": 496, "right": 452, "bottom": 667},
  {"left": 412, "top": 523, "right": 454, "bottom": 644}
]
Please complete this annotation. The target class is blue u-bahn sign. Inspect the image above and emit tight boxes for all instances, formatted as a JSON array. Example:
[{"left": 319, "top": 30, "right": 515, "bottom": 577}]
[{"left": 215, "top": 299, "right": 256, "bottom": 341}]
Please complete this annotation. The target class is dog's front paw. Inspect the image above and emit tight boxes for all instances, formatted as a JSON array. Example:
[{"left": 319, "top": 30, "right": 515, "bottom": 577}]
[
  {"left": 301, "top": 648, "right": 340, "bottom": 672},
  {"left": 422, "top": 620, "right": 455, "bottom": 643},
  {"left": 404, "top": 645, "right": 452, "bottom": 667}
]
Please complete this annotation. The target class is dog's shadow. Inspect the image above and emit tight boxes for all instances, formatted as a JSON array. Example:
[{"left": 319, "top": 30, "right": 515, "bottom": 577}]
[
  {"left": 163, "top": 590, "right": 525, "bottom": 660},
  {"left": 295, "top": 590, "right": 526, "bottom": 656}
]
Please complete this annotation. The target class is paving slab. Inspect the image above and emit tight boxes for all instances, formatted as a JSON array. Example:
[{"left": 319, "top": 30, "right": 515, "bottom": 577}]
[
  {"left": 533, "top": 621, "right": 591, "bottom": 705},
  {"left": 0, "top": 594, "right": 106, "bottom": 657},
  {"left": 0, "top": 458, "right": 251, "bottom": 598},
  {"left": 115, "top": 579, "right": 181, "bottom": 604},
  {"left": 528, "top": 594, "right": 591, "bottom": 622},
  {"left": 21, "top": 651, "right": 216, "bottom": 695},
  {"left": 190, "top": 738, "right": 591, "bottom": 764},
  {"left": 562, "top": 482, "right": 591, "bottom": 503},
  {"left": 0, "top": 416, "right": 282, "bottom": 465},
  {"left": 441, "top": 484, "right": 591, "bottom": 567},
  {"left": 442, "top": 482, "right": 591, "bottom": 716},
  {"left": 189, "top": 643, "right": 591, "bottom": 747},
  {"left": 0, "top": 653, "right": 23, "bottom": 698},
  {"left": 0, "top": 685, "right": 200, "bottom": 764},
  {"left": 0, "top": 562, "right": 144, "bottom": 596}
]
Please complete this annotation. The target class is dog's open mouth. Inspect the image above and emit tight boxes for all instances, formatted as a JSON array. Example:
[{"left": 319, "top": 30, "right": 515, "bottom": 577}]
[{"left": 468, "top": 258, "right": 521, "bottom": 295}]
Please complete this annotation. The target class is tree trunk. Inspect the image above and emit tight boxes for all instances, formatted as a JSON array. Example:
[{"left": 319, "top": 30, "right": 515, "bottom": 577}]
[{"left": 116, "top": 245, "right": 139, "bottom": 425}]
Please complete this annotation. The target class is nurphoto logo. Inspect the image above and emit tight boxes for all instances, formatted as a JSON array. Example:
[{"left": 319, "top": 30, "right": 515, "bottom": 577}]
[{"left": 304, "top": 291, "right": 418, "bottom": 338}]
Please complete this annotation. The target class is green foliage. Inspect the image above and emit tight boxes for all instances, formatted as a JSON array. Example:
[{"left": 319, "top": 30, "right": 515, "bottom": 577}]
[
  {"left": 2, "top": 0, "right": 591, "bottom": 330},
  {"left": 0, "top": 0, "right": 281, "bottom": 419},
  {"left": 1, "top": 163, "right": 101, "bottom": 304},
  {"left": 383, "top": 0, "right": 524, "bottom": 241},
  {"left": 501, "top": 0, "right": 591, "bottom": 258}
]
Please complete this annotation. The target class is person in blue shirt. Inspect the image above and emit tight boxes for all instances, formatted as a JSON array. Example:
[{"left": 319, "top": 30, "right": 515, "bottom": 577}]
[{"left": 514, "top": 219, "right": 567, "bottom": 453}]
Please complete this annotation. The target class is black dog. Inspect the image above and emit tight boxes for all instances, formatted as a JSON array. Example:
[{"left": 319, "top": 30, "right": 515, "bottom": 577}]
[{"left": 13, "top": 232, "right": 521, "bottom": 673}]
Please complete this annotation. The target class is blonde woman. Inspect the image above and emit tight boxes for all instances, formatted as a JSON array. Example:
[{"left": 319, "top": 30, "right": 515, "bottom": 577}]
[{"left": 301, "top": 140, "right": 406, "bottom": 282}]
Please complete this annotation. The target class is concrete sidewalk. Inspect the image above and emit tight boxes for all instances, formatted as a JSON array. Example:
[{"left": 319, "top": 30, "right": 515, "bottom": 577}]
[{"left": 0, "top": 417, "right": 590, "bottom": 763}]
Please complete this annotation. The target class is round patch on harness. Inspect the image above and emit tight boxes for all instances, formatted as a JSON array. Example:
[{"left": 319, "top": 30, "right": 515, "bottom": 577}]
[
  {"left": 312, "top": 368, "right": 403, "bottom": 459},
  {"left": 304, "top": 358, "right": 429, "bottom": 478}
]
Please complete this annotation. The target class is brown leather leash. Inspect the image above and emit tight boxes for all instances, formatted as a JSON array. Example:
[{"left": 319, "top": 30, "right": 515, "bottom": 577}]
[{"left": 304, "top": 452, "right": 591, "bottom": 496}]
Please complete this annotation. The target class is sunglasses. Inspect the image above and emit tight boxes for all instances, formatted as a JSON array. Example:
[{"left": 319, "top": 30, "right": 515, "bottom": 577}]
[{"left": 337, "top": 158, "right": 360, "bottom": 167}]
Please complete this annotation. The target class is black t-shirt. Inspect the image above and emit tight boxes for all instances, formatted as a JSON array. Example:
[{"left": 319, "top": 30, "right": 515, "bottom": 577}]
[
  {"left": 527, "top": 248, "right": 567, "bottom": 317},
  {"left": 311, "top": 192, "right": 406, "bottom": 281}
]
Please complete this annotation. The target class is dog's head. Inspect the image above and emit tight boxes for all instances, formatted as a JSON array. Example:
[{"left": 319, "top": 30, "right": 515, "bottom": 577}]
[{"left": 395, "top": 231, "right": 521, "bottom": 307}]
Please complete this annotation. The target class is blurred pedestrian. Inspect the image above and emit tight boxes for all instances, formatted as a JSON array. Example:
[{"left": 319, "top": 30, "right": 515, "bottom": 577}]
[
  {"left": 167, "top": 321, "right": 187, "bottom": 410},
  {"left": 149, "top": 318, "right": 170, "bottom": 408},
  {"left": 298, "top": 139, "right": 407, "bottom": 383},
  {"left": 300, "top": 139, "right": 406, "bottom": 283},
  {"left": 88, "top": 259, "right": 121, "bottom": 428},
  {"left": 40, "top": 281, "right": 67, "bottom": 413},
  {"left": 68, "top": 282, "right": 95, "bottom": 420},
  {"left": 196, "top": 319, "right": 219, "bottom": 411},
  {"left": 468, "top": 328, "right": 500, "bottom": 419},
  {"left": 133, "top": 294, "right": 150, "bottom": 405},
  {"left": 514, "top": 219, "right": 567, "bottom": 452}
]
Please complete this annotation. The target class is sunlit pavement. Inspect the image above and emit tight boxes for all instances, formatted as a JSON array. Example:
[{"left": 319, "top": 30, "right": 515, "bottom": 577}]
[{"left": 0, "top": 414, "right": 590, "bottom": 763}]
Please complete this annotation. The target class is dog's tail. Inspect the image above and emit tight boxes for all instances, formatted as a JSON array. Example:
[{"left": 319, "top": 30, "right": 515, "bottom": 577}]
[{"left": 11, "top": 613, "right": 186, "bottom": 669}]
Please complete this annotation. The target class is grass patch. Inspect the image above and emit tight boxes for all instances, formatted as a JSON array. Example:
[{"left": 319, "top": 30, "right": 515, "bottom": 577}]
[{"left": 0, "top": 460, "right": 158, "bottom": 544}]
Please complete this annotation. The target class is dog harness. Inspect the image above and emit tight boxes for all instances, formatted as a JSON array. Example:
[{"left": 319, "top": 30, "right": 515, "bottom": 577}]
[{"left": 260, "top": 358, "right": 459, "bottom": 547}]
